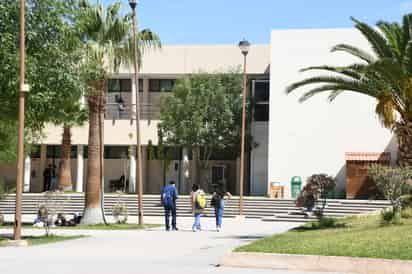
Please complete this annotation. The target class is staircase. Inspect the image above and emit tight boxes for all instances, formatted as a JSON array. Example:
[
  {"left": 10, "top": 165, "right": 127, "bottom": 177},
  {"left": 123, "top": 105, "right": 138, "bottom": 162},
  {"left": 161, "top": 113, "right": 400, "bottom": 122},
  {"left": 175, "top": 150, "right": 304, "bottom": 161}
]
[{"left": 0, "top": 194, "right": 391, "bottom": 222}]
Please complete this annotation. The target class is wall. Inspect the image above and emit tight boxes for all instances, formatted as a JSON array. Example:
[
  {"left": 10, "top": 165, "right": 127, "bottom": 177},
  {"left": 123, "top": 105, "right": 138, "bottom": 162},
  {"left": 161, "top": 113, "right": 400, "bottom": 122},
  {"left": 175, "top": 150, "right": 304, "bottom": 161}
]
[{"left": 269, "top": 29, "right": 396, "bottom": 197}]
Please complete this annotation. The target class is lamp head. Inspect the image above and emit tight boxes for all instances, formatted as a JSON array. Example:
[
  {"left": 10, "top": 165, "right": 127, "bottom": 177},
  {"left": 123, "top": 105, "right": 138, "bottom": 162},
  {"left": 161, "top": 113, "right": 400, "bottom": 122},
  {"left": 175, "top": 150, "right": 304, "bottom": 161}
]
[
  {"left": 129, "top": 0, "right": 137, "bottom": 10},
  {"left": 238, "top": 39, "right": 251, "bottom": 56}
]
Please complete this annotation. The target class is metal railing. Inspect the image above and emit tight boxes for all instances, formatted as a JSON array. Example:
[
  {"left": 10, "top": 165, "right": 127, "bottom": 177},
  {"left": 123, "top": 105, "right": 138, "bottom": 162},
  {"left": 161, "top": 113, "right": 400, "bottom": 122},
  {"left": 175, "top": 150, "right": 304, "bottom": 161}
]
[{"left": 105, "top": 103, "right": 161, "bottom": 120}]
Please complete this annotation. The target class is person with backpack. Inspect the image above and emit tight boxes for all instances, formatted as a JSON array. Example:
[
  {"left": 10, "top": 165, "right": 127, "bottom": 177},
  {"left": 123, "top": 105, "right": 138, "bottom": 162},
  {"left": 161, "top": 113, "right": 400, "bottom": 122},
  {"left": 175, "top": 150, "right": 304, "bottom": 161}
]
[
  {"left": 191, "top": 184, "right": 206, "bottom": 232},
  {"left": 211, "top": 186, "right": 232, "bottom": 232},
  {"left": 160, "top": 181, "right": 179, "bottom": 231}
]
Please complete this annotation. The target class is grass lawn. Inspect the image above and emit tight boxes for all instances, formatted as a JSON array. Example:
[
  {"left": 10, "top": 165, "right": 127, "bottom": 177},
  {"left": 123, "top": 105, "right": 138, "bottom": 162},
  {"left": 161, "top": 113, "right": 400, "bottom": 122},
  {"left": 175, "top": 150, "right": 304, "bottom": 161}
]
[
  {"left": 0, "top": 235, "right": 85, "bottom": 247},
  {"left": 236, "top": 214, "right": 412, "bottom": 260},
  {"left": 0, "top": 223, "right": 160, "bottom": 230}
]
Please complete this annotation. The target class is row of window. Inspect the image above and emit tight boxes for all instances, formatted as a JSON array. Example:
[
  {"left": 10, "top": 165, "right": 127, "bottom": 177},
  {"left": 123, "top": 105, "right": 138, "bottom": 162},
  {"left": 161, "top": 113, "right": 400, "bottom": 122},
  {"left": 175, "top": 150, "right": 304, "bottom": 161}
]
[
  {"left": 107, "top": 79, "right": 269, "bottom": 121},
  {"left": 107, "top": 79, "right": 175, "bottom": 93},
  {"left": 31, "top": 146, "right": 238, "bottom": 160}
]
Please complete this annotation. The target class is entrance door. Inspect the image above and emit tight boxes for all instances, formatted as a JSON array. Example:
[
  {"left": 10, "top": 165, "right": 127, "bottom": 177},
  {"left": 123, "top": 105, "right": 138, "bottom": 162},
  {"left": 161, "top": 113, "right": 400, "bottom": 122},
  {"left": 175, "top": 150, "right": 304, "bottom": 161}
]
[{"left": 211, "top": 165, "right": 225, "bottom": 187}]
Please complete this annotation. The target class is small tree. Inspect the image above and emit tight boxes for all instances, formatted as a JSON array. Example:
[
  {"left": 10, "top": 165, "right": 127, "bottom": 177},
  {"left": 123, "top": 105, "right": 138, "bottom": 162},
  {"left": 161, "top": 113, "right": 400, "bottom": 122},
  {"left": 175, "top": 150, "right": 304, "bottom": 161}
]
[
  {"left": 159, "top": 71, "right": 253, "bottom": 189},
  {"left": 368, "top": 164, "right": 412, "bottom": 221},
  {"left": 296, "top": 174, "right": 335, "bottom": 219}
]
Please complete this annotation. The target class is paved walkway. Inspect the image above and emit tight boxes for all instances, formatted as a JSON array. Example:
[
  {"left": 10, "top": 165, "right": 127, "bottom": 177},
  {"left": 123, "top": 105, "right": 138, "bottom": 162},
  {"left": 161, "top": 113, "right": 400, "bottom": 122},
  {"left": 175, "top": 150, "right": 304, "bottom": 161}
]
[{"left": 0, "top": 217, "right": 347, "bottom": 274}]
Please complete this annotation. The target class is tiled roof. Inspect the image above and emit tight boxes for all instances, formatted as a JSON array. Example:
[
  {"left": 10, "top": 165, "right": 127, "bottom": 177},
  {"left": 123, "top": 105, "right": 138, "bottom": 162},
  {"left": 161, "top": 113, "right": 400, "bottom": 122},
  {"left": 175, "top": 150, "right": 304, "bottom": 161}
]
[{"left": 345, "top": 152, "right": 391, "bottom": 162}]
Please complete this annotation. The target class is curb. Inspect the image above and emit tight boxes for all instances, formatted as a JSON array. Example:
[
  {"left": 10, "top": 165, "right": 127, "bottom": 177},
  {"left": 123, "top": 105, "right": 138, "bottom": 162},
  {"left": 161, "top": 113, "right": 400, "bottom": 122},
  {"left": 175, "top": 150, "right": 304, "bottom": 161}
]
[{"left": 221, "top": 252, "right": 412, "bottom": 274}]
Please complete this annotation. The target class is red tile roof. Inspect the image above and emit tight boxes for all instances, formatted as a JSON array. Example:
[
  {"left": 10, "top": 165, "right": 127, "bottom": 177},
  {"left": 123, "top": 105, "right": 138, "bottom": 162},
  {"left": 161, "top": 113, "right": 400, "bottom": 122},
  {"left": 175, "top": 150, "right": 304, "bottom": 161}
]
[{"left": 345, "top": 152, "right": 391, "bottom": 162}]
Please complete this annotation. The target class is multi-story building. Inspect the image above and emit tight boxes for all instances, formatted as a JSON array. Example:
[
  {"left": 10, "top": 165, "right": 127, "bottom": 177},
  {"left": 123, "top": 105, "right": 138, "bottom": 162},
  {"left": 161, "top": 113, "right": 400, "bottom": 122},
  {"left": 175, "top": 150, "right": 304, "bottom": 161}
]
[
  {"left": 0, "top": 44, "right": 270, "bottom": 195},
  {"left": 0, "top": 28, "right": 399, "bottom": 198}
]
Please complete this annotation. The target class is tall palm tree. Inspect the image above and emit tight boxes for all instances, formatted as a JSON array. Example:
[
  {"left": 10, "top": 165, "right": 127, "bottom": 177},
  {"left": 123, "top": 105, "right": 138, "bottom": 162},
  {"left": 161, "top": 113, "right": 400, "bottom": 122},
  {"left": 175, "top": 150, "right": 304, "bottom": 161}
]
[
  {"left": 287, "top": 14, "right": 412, "bottom": 167},
  {"left": 77, "top": 0, "right": 160, "bottom": 224}
]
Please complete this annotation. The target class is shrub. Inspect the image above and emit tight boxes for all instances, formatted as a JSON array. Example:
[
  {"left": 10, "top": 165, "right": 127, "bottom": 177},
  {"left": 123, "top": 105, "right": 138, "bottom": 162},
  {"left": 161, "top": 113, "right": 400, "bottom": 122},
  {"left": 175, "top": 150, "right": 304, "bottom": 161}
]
[
  {"left": 296, "top": 174, "right": 336, "bottom": 219},
  {"left": 381, "top": 208, "right": 402, "bottom": 225},
  {"left": 368, "top": 165, "right": 412, "bottom": 221}
]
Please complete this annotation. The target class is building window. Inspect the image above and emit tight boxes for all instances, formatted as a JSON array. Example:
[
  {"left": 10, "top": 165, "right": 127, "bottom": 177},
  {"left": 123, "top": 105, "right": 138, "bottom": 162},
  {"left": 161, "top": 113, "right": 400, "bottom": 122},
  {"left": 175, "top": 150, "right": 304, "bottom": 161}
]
[
  {"left": 104, "top": 146, "right": 129, "bottom": 159},
  {"left": 30, "top": 145, "right": 41, "bottom": 158},
  {"left": 147, "top": 146, "right": 181, "bottom": 160},
  {"left": 149, "top": 79, "right": 175, "bottom": 92},
  {"left": 46, "top": 145, "right": 78, "bottom": 158},
  {"left": 254, "top": 81, "right": 269, "bottom": 103},
  {"left": 108, "top": 79, "right": 133, "bottom": 93},
  {"left": 254, "top": 104, "right": 269, "bottom": 122}
]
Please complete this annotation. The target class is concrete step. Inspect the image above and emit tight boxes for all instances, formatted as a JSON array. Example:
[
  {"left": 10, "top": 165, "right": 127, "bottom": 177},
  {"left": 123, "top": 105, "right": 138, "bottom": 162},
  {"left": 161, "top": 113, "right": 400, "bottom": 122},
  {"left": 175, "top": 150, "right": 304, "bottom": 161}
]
[{"left": 0, "top": 194, "right": 391, "bottom": 222}]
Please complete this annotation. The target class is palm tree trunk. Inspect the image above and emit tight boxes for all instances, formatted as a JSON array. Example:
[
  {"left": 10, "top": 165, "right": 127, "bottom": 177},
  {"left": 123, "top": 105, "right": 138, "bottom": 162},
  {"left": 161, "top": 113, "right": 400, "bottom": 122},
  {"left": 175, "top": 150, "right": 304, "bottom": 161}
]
[
  {"left": 58, "top": 126, "right": 72, "bottom": 191},
  {"left": 82, "top": 80, "right": 105, "bottom": 224},
  {"left": 395, "top": 121, "right": 412, "bottom": 167}
]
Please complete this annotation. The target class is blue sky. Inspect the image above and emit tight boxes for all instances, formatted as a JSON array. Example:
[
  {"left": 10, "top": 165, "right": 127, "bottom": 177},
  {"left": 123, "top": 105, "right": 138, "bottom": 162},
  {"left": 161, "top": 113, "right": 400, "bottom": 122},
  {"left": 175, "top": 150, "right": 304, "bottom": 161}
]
[{"left": 102, "top": 0, "right": 412, "bottom": 45}]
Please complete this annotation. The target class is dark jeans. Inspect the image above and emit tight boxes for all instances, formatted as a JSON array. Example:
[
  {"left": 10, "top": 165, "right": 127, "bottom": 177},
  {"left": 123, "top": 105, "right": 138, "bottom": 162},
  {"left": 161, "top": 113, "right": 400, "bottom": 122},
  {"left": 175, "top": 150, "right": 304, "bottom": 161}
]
[{"left": 164, "top": 204, "right": 177, "bottom": 230}]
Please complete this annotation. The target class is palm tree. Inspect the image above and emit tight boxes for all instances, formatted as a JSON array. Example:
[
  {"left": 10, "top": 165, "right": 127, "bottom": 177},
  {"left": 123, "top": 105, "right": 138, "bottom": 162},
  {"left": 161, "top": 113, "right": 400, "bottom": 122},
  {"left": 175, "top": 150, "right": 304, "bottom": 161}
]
[
  {"left": 77, "top": 0, "right": 160, "bottom": 224},
  {"left": 287, "top": 14, "right": 412, "bottom": 167}
]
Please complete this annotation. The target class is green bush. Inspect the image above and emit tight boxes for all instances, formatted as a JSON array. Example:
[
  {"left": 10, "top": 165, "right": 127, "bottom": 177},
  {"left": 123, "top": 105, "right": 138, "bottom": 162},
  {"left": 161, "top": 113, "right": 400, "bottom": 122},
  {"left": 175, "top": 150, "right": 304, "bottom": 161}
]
[
  {"left": 295, "top": 174, "right": 335, "bottom": 219},
  {"left": 368, "top": 165, "right": 412, "bottom": 218},
  {"left": 381, "top": 209, "right": 402, "bottom": 225},
  {"left": 307, "top": 217, "right": 342, "bottom": 229}
]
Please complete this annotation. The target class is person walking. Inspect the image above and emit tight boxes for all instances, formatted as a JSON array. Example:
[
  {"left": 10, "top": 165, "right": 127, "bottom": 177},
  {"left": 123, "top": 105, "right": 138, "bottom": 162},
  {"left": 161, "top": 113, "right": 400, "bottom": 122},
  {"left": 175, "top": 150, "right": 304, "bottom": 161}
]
[
  {"left": 43, "top": 164, "right": 52, "bottom": 192},
  {"left": 161, "top": 181, "right": 178, "bottom": 231},
  {"left": 211, "top": 186, "right": 232, "bottom": 232},
  {"left": 191, "top": 184, "right": 206, "bottom": 232}
]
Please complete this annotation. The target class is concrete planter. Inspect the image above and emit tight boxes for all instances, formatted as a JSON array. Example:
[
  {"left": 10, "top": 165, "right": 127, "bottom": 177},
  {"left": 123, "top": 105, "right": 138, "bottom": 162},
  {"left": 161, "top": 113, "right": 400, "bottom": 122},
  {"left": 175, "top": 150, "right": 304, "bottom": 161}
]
[{"left": 221, "top": 252, "right": 412, "bottom": 274}]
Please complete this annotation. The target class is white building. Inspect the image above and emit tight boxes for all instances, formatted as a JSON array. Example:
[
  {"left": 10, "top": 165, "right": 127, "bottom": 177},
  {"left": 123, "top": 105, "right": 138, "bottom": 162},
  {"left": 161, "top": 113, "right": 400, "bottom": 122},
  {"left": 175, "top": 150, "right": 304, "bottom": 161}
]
[
  {"left": 0, "top": 29, "right": 397, "bottom": 197},
  {"left": 268, "top": 29, "right": 396, "bottom": 197}
]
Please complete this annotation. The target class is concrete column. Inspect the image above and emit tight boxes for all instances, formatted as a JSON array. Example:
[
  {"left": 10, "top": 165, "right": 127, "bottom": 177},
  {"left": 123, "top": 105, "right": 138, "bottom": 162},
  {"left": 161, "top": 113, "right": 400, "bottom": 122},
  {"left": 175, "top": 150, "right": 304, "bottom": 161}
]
[
  {"left": 24, "top": 155, "right": 31, "bottom": 192},
  {"left": 39, "top": 145, "right": 47, "bottom": 177},
  {"left": 180, "top": 147, "right": 190, "bottom": 194},
  {"left": 131, "top": 77, "right": 137, "bottom": 120},
  {"left": 76, "top": 145, "right": 84, "bottom": 192},
  {"left": 141, "top": 146, "right": 148, "bottom": 193},
  {"left": 129, "top": 146, "right": 136, "bottom": 193}
]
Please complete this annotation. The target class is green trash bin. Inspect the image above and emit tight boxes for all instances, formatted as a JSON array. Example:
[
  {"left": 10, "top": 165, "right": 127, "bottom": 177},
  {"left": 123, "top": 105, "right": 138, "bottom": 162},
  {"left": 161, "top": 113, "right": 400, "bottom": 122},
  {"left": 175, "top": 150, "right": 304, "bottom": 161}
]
[{"left": 291, "top": 176, "right": 302, "bottom": 198}]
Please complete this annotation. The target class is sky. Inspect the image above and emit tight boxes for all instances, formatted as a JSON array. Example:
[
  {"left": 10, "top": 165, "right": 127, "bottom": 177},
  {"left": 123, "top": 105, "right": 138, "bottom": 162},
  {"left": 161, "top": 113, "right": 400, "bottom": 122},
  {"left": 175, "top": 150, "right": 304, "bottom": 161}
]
[{"left": 102, "top": 0, "right": 412, "bottom": 45}]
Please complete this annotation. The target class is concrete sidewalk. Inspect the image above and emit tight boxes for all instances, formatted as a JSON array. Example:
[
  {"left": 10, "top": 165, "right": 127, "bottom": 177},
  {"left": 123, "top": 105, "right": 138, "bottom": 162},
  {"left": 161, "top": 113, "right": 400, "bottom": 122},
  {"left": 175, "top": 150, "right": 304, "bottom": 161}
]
[{"left": 0, "top": 217, "right": 347, "bottom": 274}]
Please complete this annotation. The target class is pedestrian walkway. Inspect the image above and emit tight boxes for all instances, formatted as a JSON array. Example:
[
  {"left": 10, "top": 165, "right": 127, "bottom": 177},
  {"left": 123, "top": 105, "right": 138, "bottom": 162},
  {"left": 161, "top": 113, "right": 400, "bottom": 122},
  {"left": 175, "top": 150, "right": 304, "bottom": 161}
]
[{"left": 0, "top": 217, "right": 347, "bottom": 274}]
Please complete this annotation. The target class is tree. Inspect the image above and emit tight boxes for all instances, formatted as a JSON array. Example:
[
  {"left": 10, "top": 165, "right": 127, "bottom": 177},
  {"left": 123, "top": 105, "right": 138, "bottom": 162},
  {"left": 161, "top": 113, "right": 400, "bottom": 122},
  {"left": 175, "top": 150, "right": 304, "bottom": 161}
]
[
  {"left": 158, "top": 71, "right": 252, "bottom": 190},
  {"left": 368, "top": 164, "right": 412, "bottom": 222},
  {"left": 76, "top": 0, "right": 160, "bottom": 224},
  {"left": 296, "top": 174, "right": 336, "bottom": 220},
  {"left": 0, "top": 0, "right": 86, "bottom": 167},
  {"left": 286, "top": 14, "right": 412, "bottom": 167}
]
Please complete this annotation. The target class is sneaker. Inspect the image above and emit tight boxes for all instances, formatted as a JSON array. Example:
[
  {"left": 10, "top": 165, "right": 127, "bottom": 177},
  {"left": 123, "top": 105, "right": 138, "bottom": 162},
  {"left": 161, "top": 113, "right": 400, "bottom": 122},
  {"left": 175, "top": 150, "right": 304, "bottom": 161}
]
[
  {"left": 192, "top": 228, "right": 197, "bottom": 232},
  {"left": 172, "top": 227, "right": 178, "bottom": 231},
  {"left": 216, "top": 227, "right": 220, "bottom": 232}
]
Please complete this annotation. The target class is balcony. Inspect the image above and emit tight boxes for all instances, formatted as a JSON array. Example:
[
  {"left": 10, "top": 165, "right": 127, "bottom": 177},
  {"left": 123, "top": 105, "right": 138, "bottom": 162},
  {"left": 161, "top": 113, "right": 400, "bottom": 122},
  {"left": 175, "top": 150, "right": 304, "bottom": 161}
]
[{"left": 105, "top": 103, "right": 161, "bottom": 120}]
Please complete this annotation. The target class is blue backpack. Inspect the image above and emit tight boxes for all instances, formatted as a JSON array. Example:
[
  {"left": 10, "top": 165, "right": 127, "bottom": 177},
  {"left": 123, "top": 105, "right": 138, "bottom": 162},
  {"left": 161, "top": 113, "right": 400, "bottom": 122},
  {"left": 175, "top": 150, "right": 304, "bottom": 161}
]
[{"left": 162, "top": 188, "right": 174, "bottom": 207}]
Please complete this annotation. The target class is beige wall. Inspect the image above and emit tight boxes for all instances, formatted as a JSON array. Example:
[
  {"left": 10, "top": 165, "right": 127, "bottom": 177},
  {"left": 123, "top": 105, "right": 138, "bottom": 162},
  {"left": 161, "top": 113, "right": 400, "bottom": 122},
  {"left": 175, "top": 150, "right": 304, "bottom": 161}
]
[
  {"left": 120, "top": 44, "right": 270, "bottom": 76},
  {"left": 38, "top": 120, "right": 160, "bottom": 146}
]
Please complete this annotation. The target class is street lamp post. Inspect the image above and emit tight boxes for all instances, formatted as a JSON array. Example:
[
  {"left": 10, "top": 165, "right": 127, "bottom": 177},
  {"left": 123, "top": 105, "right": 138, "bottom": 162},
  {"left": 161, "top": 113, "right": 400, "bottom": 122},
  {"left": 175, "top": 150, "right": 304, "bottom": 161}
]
[
  {"left": 14, "top": 0, "right": 28, "bottom": 241},
  {"left": 129, "top": 0, "right": 144, "bottom": 225},
  {"left": 238, "top": 39, "right": 250, "bottom": 217}
]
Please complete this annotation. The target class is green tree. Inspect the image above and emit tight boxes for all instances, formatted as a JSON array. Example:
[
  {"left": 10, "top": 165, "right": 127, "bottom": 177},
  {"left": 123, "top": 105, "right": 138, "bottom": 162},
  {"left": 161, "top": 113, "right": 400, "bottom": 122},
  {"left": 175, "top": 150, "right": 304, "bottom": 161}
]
[
  {"left": 0, "top": 0, "right": 86, "bottom": 168},
  {"left": 158, "top": 71, "right": 252, "bottom": 190},
  {"left": 287, "top": 14, "right": 412, "bottom": 167},
  {"left": 77, "top": 0, "right": 160, "bottom": 224}
]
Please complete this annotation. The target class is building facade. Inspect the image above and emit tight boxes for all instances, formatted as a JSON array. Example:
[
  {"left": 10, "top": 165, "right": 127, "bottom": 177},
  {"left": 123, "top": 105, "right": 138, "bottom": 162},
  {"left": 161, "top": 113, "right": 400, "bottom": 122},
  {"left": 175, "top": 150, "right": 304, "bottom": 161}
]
[
  {"left": 0, "top": 28, "right": 398, "bottom": 198},
  {"left": 0, "top": 45, "right": 270, "bottom": 195},
  {"left": 268, "top": 29, "right": 396, "bottom": 197}
]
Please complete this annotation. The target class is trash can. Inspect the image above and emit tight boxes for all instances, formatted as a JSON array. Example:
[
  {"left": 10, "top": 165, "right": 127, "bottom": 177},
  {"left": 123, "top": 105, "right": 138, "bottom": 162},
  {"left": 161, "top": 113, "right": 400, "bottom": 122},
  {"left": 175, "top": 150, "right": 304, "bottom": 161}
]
[{"left": 291, "top": 176, "right": 302, "bottom": 198}]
